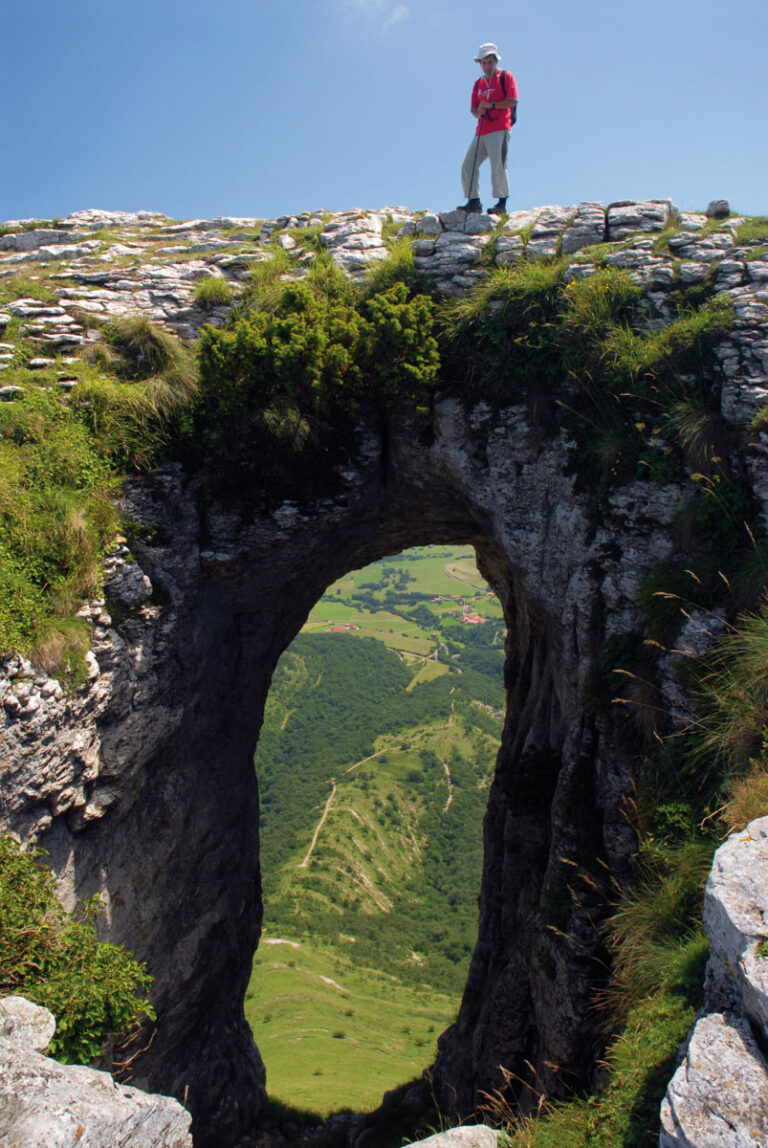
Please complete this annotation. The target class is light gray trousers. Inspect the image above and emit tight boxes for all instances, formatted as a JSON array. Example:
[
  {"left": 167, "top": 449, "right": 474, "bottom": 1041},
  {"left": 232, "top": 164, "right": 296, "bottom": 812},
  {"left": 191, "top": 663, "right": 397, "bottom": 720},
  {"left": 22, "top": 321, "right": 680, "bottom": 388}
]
[{"left": 461, "top": 129, "right": 510, "bottom": 199}]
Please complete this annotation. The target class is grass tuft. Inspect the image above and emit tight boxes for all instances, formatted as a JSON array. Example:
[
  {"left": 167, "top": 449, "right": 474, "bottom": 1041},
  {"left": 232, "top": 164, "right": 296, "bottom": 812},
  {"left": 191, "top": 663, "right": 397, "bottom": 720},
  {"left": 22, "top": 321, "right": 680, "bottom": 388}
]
[{"left": 193, "top": 276, "right": 234, "bottom": 311}]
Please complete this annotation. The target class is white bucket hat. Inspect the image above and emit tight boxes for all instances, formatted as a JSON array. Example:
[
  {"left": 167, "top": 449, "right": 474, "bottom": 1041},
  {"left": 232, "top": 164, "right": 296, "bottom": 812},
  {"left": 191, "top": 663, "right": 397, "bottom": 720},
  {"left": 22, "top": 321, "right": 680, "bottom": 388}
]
[{"left": 474, "top": 42, "right": 501, "bottom": 61}]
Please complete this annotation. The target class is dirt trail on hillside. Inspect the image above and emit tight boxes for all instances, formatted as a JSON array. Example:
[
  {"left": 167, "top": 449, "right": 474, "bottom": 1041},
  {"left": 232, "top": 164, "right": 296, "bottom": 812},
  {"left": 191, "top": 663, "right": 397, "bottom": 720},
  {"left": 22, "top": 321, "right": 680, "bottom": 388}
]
[
  {"left": 442, "top": 761, "right": 454, "bottom": 812},
  {"left": 343, "top": 746, "right": 390, "bottom": 774},
  {"left": 299, "top": 779, "right": 337, "bottom": 868}
]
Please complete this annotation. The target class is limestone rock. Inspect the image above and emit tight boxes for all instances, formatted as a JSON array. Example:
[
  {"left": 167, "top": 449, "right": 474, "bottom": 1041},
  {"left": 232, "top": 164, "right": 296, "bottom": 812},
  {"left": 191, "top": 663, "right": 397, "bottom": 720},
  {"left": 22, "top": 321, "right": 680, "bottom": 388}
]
[
  {"left": 659, "top": 1012, "right": 768, "bottom": 1147},
  {"left": 668, "top": 230, "right": 735, "bottom": 263},
  {"left": 495, "top": 234, "right": 524, "bottom": 265},
  {"left": 606, "top": 199, "right": 670, "bottom": 240},
  {"left": 408, "top": 1128, "right": 499, "bottom": 1148},
  {"left": 0, "top": 995, "right": 56, "bottom": 1052},
  {"left": 678, "top": 212, "right": 708, "bottom": 231},
  {"left": 526, "top": 205, "right": 575, "bottom": 259},
  {"left": 320, "top": 213, "right": 388, "bottom": 273},
  {"left": 0, "top": 996, "right": 192, "bottom": 1147},
  {"left": 660, "top": 818, "right": 768, "bottom": 1143},
  {"left": 5, "top": 240, "right": 103, "bottom": 264},
  {"left": 0, "top": 229, "right": 77, "bottom": 252},
  {"left": 561, "top": 201, "right": 605, "bottom": 253},
  {"left": 63, "top": 208, "right": 169, "bottom": 229},
  {"left": 703, "top": 816, "right": 768, "bottom": 1037},
  {"left": 706, "top": 199, "right": 730, "bottom": 219},
  {"left": 438, "top": 210, "right": 495, "bottom": 235},
  {"left": 104, "top": 561, "right": 153, "bottom": 610}
]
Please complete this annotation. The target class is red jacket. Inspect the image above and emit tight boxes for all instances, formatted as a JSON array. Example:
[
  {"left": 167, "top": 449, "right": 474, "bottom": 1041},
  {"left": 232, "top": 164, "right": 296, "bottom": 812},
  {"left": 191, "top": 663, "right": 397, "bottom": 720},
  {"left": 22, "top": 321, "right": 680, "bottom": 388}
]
[{"left": 472, "top": 70, "right": 518, "bottom": 136}]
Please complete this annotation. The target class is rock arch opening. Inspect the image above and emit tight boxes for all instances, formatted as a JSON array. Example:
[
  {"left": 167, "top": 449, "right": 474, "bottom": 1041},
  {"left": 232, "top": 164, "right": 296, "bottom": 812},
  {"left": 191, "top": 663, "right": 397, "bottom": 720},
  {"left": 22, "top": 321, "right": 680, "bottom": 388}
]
[
  {"left": 249, "top": 544, "right": 505, "bottom": 1119},
  {"left": 22, "top": 402, "right": 626, "bottom": 1148}
]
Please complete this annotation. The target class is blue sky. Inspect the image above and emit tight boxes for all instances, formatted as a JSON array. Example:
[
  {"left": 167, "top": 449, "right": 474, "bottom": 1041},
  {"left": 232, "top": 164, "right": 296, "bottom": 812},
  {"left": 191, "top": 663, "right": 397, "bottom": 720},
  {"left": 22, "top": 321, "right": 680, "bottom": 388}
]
[{"left": 2, "top": 0, "right": 766, "bottom": 223}]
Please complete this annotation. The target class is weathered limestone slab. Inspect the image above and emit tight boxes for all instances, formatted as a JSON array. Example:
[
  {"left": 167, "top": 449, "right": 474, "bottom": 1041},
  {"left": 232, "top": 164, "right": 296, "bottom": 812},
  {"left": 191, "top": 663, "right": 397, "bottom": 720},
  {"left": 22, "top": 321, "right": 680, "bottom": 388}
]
[
  {"left": 409, "top": 1128, "right": 499, "bottom": 1148},
  {"left": 0, "top": 996, "right": 192, "bottom": 1147},
  {"left": 561, "top": 201, "right": 606, "bottom": 253},
  {"left": 607, "top": 199, "right": 671, "bottom": 240},
  {"left": 703, "top": 816, "right": 768, "bottom": 1037},
  {"left": 0, "top": 229, "right": 78, "bottom": 252},
  {"left": 660, "top": 818, "right": 768, "bottom": 1143},
  {"left": 0, "top": 995, "right": 56, "bottom": 1052},
  {"left": 659, "top": 1012, "right": 768, "bottom": 1147},
  {"left": 668, "top": 231, "right": 735, "bottom": 262},
  {"left": 526, "top": 206, "right": 575, "bottom": 259},
  {"left": 438, "top": 210, "right": 495, "bottom": 235}
]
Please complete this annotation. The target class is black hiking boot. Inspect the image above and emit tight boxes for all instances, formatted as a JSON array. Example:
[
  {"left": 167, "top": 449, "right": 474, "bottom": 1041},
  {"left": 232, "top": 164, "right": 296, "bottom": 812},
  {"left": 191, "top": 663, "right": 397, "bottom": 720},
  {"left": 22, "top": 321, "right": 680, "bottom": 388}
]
[
  {"left": 457, "top": 198, "right": 483, "bottom": 213},
  {"left": 487, "top": 199, "right": 507, "bottom": 215}
]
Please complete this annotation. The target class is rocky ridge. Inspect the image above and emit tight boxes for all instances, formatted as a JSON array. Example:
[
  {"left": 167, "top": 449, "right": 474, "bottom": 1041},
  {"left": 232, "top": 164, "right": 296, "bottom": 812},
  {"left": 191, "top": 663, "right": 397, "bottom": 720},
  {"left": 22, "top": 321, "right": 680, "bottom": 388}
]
[
  {"left": 1, "top": 198, "right": 766, "bottom": 420},
  {"left": 1, "top": 199, "right": 768, "bottom": 1146}
]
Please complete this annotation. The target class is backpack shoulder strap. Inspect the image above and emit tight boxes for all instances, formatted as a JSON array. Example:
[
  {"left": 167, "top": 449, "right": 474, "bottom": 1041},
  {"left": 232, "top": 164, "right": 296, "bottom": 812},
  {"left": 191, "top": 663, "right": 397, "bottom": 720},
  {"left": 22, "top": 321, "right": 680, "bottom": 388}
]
[{"left": 499, "top": 70, "right": 507, "bottom": 97}]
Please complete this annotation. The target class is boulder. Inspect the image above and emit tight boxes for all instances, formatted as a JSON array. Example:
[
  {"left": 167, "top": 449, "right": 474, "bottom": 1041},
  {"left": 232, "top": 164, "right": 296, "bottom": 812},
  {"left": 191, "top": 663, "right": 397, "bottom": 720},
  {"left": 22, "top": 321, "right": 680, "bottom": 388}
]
[
  {"left": 659, "top": 818, "right": 768, "bottom": 1143},
  {"left": 659, "top": 1012, "right": 768, "bottom": 1147},
  {"left": 0, "top": 996, "right": 192, "bottom": 1147},
  {"left": 606, "top": 199, "right": 671, "bottom": 240},
  {"left": 703, "top": 816, "right": 768, "bottom": 1038},
  {"left": 408, "top": 1128, "right": 499, "bottom": 1148},
  {"left": 706, "top": 199, "right": 730, "bottom": 219}
]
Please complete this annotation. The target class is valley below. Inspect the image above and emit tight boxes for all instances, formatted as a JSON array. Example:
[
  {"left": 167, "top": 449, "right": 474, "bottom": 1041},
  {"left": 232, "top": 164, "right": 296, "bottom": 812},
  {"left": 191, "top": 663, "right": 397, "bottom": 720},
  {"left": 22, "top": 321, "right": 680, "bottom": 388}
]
[{"left": 248, "top": 546, "right": 505, "bottom": 1116}]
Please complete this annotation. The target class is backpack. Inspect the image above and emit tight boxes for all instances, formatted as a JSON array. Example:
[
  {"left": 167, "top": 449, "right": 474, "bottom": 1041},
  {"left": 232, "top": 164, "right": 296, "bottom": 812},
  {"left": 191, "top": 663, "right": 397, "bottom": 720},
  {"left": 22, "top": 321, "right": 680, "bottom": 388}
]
[{"left": 499, "top": 70, "right": 517, "bottom": 126}]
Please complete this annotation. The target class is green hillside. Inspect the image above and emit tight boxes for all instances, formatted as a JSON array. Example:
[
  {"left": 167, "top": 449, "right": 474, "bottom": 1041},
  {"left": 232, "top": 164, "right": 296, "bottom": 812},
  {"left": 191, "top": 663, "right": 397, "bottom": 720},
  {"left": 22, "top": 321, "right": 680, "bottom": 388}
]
[{"left": 249, "top": 546, "right": 504, "bottom": 1116}]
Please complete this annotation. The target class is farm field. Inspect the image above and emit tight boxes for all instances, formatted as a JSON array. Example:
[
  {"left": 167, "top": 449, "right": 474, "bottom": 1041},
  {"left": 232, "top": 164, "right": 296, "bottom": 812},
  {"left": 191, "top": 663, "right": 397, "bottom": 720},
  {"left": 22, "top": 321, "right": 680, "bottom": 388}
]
[{"left": 250, "top": 545, "right": 505, "bottom": 1116}]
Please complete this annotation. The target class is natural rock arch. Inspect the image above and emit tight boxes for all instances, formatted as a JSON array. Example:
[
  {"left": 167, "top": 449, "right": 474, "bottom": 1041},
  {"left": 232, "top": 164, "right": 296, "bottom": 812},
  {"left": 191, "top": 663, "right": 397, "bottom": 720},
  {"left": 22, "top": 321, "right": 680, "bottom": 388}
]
[{"left": 2, "top": 398, "right": 669, "bottom": 1145}]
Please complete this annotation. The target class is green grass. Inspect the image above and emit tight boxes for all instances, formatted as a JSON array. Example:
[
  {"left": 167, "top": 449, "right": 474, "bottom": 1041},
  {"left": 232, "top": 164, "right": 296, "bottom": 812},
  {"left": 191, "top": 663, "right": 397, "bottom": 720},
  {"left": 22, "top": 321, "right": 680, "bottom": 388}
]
[
  {"left": 0, "top": 273, "right": 58, "bottom": 306},
  {"left": 192, "top": 275, "right": 234, "bottom": 310},
  {"left": 247, "top": 936, "right": 455, "bottom": 1117},
  {"left": 0, "top": 315, "right": 198, "bottom": 661},
  {"left": 735, "top": 216, "right": 768, "bottom": 245}
]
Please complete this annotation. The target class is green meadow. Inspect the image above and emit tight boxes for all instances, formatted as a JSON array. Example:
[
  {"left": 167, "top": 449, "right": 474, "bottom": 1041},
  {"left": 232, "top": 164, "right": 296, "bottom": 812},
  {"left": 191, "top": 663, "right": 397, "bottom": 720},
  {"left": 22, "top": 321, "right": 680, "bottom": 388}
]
[{"left": 246, "top": 937, "right": 456, "bottom": 1117}]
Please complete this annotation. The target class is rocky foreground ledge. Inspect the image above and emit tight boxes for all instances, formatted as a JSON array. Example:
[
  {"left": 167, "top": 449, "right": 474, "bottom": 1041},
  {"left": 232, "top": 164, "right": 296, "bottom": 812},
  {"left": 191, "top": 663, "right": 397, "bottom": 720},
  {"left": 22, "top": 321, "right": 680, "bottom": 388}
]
[{"left": 0, "top": 995, "right": 192, "bottom": 1146}]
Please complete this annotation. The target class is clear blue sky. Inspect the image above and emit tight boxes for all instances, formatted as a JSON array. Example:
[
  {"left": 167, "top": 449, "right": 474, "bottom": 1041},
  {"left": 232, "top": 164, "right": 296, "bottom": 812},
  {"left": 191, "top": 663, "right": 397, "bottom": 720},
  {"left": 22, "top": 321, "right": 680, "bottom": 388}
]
[{"left": 2, "top": 0, "right": 766, "bottom": 223}]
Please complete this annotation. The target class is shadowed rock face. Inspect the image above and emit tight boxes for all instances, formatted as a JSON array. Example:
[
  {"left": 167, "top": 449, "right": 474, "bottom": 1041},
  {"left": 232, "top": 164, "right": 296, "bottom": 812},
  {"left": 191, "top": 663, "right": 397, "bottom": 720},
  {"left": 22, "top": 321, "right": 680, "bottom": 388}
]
[{"left": 1, "top": 397, "right": 685, "bottom": 1145}]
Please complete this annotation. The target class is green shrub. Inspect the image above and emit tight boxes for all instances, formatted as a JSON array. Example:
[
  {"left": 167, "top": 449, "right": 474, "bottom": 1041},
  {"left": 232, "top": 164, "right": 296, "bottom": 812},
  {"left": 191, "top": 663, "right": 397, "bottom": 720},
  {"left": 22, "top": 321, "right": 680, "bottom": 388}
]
[
  {"left": 0, "top": 835, "right": 154, "bottom": 1063},
  {"left": 192, "top": 277, "right": 439, "bottom": 503}
]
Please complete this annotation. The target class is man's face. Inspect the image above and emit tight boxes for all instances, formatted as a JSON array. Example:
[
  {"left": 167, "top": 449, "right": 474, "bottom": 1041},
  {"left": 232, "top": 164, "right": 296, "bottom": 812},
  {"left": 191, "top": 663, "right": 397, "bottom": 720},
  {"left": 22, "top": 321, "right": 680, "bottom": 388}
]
[{"left": 480, "top": 55, "right": 498, "bottom": 79}]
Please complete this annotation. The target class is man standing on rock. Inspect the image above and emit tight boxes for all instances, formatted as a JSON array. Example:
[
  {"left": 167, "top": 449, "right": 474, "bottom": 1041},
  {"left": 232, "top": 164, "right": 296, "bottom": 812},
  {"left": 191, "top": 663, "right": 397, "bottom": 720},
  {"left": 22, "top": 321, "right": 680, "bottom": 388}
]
[{"left": 459, "top": 43, "right": 518, "bottom": 216}]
